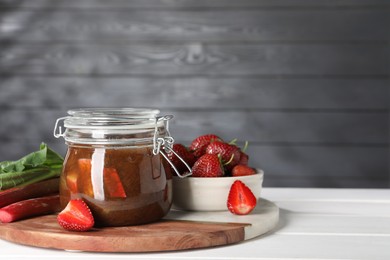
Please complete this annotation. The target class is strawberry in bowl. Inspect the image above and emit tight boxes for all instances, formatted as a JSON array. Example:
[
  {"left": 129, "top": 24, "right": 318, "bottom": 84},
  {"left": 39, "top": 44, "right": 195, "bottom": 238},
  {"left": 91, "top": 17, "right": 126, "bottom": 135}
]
[{"left": 169, "top": 134, "right": 264, "bottom": 213}]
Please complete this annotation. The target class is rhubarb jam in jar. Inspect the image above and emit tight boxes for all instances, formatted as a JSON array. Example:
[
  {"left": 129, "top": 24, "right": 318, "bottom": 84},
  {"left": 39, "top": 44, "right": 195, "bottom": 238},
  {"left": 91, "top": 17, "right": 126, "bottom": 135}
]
[{"left": 54, "top": 108, "right": 177, "bottom": 226}]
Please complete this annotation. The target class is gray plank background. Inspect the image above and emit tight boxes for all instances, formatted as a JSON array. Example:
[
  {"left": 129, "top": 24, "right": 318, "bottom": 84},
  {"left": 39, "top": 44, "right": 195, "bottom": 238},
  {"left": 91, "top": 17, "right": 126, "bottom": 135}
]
[{"left": 0, "top": 0, "right": 389, "bottom": 187}]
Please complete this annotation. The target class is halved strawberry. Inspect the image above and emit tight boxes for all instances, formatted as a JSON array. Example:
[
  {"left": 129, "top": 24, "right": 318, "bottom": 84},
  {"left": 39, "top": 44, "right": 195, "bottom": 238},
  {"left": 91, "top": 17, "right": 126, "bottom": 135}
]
[
  {"left": 227, "top": 180, "right": 257, "bottom": 215},
  {"left": 189, "top": 134, "right": 223, "bottom": 158},
  {"left": 191, "top": 154, "right": 224, "bottom": 177},
  {"left": 205, "top": 141, "right": 241, "bottom": 172},
  {"left": 57, "top": 199, "right": 94, "bottom": 231},
  {"left": 166, "top": 143, "right": 196, "bottom": 175},
  {"left": 231, "top": 165, "right": 256, "bottom": 177}
]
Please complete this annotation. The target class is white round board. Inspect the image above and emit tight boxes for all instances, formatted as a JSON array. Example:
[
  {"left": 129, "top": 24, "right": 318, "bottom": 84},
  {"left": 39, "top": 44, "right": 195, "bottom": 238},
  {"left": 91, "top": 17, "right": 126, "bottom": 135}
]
[{"left": 167, "top": 198, "right": 279, "bottom": 240}]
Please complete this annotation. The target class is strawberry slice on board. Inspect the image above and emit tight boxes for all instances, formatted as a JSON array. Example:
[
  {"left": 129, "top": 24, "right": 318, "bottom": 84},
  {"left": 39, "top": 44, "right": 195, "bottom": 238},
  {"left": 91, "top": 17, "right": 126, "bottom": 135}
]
[
  {"left": 57, "top": 199, "right": 94, "bottom": 232},
  {"left": 227, "top": 180, "right": 257, "bottom": 215}
]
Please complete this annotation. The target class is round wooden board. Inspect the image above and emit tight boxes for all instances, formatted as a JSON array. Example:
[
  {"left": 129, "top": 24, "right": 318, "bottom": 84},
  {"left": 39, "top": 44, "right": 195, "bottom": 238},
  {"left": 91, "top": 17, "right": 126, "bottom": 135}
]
[{"left": 0, "top": 198, "right": 278, "bottom": 252}]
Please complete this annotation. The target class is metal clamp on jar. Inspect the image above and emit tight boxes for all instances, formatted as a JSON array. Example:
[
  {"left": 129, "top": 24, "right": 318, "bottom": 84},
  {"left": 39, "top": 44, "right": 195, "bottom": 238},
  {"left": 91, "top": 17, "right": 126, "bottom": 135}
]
[{"left": 53, "top": 108, "right": 191, "bottom": 227}]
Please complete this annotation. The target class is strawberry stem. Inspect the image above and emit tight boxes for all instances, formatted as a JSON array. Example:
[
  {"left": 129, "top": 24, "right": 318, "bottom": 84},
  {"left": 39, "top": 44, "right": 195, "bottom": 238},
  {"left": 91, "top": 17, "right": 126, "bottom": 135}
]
[
  {"left": 224, "top": 154, "right": 235, "bottom": 166},
  {"left": 216, "top": 154, "right": 226, "bottom": 176},
  {"left": 242, "top": 141, "right": 249, "bottom": 152},
  {"left": 229, "top": 138, "right": 238, "bottom": 145}
]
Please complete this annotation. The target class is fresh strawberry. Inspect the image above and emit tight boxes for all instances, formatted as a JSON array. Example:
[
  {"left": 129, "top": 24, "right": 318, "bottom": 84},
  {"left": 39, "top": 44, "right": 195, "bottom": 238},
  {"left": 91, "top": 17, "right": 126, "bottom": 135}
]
[
  {"left": 231, "top": 165, "right": 256, "bottom": 176},
  {"left": 57, "top": 199, "right": 94, "bottom": 232},
  {"left": 191, "top": 154, "right": 224, "bottom": 177},
  {"left": 166, "top": 144, "right": 196, "bottom": 175},
  {"left": 205, "top": 141, "right": 241, "bottom": 171},
  {"left": 238, "top": 151, "right": 249, "bottom": 165},
  {"left": 227, "top": 180, "right": 257, "bottom": 215},
  {"left": 189, "top": 134, "right": 223, "bottom": 158}
]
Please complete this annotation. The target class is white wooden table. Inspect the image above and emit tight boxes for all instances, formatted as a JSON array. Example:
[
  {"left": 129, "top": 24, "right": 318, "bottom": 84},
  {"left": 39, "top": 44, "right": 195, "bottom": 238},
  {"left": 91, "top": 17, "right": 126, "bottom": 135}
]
[{"left": 2, "top": 188, "right": 390, "bottom": 259}]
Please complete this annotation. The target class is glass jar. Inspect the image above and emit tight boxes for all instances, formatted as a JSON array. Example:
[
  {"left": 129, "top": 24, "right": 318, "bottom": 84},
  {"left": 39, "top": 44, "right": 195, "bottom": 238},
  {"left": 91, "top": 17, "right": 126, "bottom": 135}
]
[{"left": 53, "top": 108, "right": 188, "bottom": 227}]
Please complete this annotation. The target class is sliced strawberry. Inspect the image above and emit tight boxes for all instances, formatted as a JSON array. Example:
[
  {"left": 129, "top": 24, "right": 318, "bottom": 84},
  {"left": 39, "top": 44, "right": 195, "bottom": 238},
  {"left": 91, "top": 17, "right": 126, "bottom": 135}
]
[
  {"left": 205, "top": 141, "right": 241, "bottom": 172},
  {"left": 227, "top": 180, "right": 257, "bottom": 215},
  {"left": 166, "top": 143, "right": 196, "bottom": 175},
  {"left": 77, "top": 159, "right": 126, "bottom": 199},
  {"left": 57, "top": 199, "right": 94, "bottom": 232},
  {"left": 191, "top": 154, "right": 224, "bottom": 177},
  {"left": 189, "top": 134, "right": 223, "bottom": 158},
  {"left": 231, "top": 165, "right": 256, "bottom": 177}
]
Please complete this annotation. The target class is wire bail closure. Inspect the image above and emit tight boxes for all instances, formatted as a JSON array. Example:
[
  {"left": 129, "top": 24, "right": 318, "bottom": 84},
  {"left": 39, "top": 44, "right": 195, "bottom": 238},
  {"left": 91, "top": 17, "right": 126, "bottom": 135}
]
[
  {"left": 153, "top": 115, "right": 192, "bottom": 178},
  {"left": 53, "top": 116, "right": 69, "bottom": 138},
  {"left": 53, "top": 111, "right": 192, "bottom": 178}
]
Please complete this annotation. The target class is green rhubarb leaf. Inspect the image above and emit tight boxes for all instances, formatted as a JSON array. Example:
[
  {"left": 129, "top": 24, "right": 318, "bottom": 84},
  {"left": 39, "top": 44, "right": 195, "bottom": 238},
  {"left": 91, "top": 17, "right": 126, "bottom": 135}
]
[
  {"left": 0, "top": 144, "right": 46, "bottom": 173},
  {"left": 0, "top": 143, "right": 64, "bottom": 190},
  {"left": 40, "top": 143, "right": 64, "bottom": 168}
]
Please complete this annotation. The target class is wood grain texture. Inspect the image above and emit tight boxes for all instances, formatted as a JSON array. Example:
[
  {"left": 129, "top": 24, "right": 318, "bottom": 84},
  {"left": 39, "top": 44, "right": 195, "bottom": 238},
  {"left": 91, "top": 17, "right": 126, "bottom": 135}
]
[
  {"left": 0, "top": 140, "right": 386, "bottom": 188},
  {"left": 0, "top": 44, "right": 387, "bottom": 75},
  {"left": 0, "top": 0, "right": 388, "bottom": 188},
  {"left": 0, "top": 0, "right": 388, "bottom": 9},
  {"left": 0, "top": 198, "right": 279, "bottom": 252},
  {"left": 0, "top": 215, "right": 247, "bottom": 252},
  {"left": 0, "top": 77, "right": 388, "bottom": 109},
  {"left": 0, "top": 109, "right": 387, "bottom": 144},
  {"left": 0, "top": 9, "right": 387, "bottom": 43}
]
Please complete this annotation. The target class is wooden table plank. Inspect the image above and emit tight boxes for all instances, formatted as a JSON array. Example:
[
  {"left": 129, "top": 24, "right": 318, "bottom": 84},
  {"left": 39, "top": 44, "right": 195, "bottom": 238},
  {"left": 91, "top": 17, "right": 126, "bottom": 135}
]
[{"left": 1, "top": 188, "right": 390, "bottom": 259}]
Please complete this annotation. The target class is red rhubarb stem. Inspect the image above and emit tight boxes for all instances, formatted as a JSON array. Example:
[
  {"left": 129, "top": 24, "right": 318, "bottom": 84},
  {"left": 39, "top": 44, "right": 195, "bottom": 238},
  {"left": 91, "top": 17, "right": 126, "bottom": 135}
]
[
  {"left": 0, "top": 194, "right": 61, "bottom": 223},
  {"left": 0, "top": 178, "right": 59, "bottom": 208}
]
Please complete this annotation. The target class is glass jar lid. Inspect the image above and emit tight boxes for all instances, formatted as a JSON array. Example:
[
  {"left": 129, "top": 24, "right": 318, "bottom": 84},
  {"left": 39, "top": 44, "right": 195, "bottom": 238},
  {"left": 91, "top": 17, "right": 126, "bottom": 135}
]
[
  {"left": 53, "top": 107, "right": 192, "bottom": 178},
  {"left": 65, "top": 107, "right": 161, "bottom": 129},
  {"left": 54, "top": 108, "right": 170, "bottom": 145}
]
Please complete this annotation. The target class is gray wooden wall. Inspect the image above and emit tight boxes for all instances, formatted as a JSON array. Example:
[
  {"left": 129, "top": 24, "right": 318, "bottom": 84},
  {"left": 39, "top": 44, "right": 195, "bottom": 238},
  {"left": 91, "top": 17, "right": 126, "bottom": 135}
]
[{"left": 0, "top": 0, "right": 389, "bottom": 188}]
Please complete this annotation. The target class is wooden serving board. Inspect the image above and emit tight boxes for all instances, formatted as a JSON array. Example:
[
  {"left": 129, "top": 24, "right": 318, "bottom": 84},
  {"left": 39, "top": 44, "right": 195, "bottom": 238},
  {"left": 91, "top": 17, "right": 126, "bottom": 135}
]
[{"left": 0, "top": 198, "right": 278, "bottom": 252}]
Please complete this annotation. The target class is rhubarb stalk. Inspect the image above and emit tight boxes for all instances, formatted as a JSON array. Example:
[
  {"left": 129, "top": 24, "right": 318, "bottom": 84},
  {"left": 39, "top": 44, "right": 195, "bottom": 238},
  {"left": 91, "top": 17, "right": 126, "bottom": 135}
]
[{"left": 0, "top": 194, "right": 61, "bottom": 223}]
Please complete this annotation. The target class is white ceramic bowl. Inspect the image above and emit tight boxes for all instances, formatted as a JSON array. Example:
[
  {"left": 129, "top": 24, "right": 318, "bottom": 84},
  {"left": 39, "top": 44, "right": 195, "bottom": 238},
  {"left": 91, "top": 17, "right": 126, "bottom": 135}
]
[{"left": 172, "top": 169, "right": 264, "bottom": 211}]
